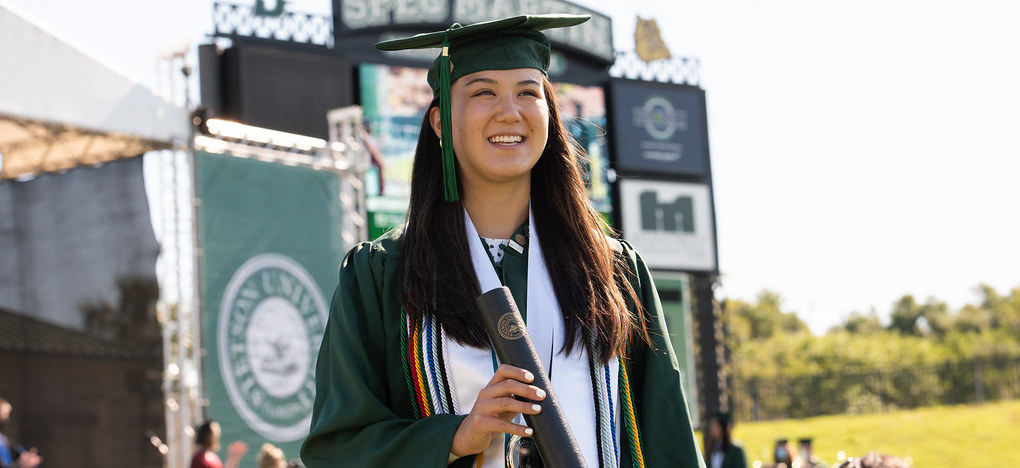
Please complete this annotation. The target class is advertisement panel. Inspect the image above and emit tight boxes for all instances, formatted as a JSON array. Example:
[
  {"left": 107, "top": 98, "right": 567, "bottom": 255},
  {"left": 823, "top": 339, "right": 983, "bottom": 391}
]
[
  {"left": 609, "top": 79, "right": 709, "bottom": 177},
  {"left": 335, "top": 0, "right": 614, "bottom": 63},
  {"left": 196, "top": 150, "right": 344, "bottom": 465},
  {"left": 556, "top": 81, "right": 612, "bottom": 220},
  {"left": 619, "top": 179, "right": 717, "bottom": 272},
  {"left": 359, "top": 63, "right": 433, "bottom": 198}
]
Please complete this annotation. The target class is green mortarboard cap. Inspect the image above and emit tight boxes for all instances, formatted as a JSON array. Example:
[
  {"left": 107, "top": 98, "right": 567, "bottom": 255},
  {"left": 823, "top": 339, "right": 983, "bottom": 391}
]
[{"left": 376, "top": 14, "right": 590, "bottom": 202}]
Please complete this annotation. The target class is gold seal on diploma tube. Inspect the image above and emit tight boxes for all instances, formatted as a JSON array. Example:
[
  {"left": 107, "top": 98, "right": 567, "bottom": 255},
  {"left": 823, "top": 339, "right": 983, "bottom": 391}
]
[{"left": 507, "top": 434, "right": 544, "bottom": 468}]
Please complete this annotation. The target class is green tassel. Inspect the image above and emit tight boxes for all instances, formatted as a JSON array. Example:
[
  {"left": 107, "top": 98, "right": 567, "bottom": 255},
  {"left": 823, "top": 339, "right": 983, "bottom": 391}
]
[
  {"left": 439, "top": 32, "right": 458, "bottom": 202},
  {"left": 399, "top": 304, "right": 420, "bottom": 419}
]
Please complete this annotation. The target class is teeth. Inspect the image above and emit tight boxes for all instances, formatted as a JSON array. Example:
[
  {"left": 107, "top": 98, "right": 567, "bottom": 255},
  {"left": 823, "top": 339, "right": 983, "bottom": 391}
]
[{"left": 489, "top": 135, "right": 523, "bottom": 144}]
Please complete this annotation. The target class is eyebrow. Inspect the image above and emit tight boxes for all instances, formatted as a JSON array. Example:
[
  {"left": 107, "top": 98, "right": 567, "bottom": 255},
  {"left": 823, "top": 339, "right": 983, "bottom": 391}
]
[{"left": 464, "top": 77, "right": 542, "bottom": 87}]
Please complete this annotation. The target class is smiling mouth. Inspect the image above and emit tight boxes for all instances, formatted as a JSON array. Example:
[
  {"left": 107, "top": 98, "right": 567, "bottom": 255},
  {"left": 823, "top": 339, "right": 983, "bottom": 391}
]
[{"left": 488, "top": 135, "right": 524, "bottom": 145}]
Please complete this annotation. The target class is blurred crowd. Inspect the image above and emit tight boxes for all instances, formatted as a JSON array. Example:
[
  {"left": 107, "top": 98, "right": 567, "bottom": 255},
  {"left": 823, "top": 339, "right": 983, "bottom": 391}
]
[
  {"left": 189, "top": 420, "right": 302, "bottom": 468},
  {"left": 703, "top": 411, "right": 912, "bottom": 468},
  {"left": 2, "top": 393, "right": 914, "bottom": 468},
  {"left": 762, "top": 437, "right": 830, "bottom": 468},
  {"left": 2, "top": 395, "right": 308, "bottom": 468}
]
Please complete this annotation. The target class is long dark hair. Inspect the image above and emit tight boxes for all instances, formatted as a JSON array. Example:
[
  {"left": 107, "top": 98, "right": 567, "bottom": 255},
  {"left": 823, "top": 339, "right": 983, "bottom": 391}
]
[
  {"left": 194, "top": 420, "right": 217, "bottom": 447},
  {"left": 704, "top": 414, "right": 733, "bottom": 456},
  {"left": 396, "top": 77, "right": 648, "bottom": 364}
]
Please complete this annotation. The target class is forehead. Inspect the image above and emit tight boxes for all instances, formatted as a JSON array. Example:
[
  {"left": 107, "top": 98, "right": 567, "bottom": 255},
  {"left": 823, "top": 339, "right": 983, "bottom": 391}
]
[{"left": 456, "top": 68, "right": 545, "bottom": 85}]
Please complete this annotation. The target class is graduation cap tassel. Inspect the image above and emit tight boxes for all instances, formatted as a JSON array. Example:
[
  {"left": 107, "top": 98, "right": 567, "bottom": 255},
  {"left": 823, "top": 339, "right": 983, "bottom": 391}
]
[{"left": 439, "top": 31, "right": 458, "bottom": 202}]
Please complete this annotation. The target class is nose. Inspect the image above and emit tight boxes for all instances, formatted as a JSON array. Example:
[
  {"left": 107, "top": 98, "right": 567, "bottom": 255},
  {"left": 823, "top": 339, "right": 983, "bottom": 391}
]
[{"left": 495, "top": 94, "right": 522, "bottom": 123}]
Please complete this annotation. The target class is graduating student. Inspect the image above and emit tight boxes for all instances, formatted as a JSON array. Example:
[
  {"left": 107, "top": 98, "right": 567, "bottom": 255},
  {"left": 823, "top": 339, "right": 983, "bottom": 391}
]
[
  {"left": 703, "top": 412, "right": 747, "bottom": 468},
  {"left": 301, "top": 14, "right": 705, "bottom": 468}
]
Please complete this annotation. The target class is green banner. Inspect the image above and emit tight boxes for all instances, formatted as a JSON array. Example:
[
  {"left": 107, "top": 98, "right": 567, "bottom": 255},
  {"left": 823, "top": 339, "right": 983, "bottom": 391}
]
[{"left": 196, "top": 150, "right": 343, "bottom": 465}]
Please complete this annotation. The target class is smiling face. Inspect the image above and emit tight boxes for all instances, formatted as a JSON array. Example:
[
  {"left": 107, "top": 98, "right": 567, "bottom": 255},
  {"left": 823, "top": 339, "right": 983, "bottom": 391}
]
[{"left": 430, "top": 68, "right": 550, "bottom": 196}]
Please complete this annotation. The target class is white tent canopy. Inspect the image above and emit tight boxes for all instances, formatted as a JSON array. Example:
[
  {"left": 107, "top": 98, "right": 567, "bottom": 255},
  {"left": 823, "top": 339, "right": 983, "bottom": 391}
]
[{"left": 0, "top": 0, "right": 189, "bottom": 179}]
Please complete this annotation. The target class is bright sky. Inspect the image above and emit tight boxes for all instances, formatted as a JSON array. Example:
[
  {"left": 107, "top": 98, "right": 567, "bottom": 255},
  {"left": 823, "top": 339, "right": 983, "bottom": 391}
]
[{"left": 7, "top": 0, "right": 1019, "bottom": 334}]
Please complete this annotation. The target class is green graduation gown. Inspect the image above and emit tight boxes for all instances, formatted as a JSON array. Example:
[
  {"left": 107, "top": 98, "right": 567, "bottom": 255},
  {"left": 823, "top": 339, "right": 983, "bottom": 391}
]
[
  {"left": 711, "top": 443, "right": 748, "bottom": 468},
  {"left": 300, "top": 226, "right": 706, "bottom": 467}
]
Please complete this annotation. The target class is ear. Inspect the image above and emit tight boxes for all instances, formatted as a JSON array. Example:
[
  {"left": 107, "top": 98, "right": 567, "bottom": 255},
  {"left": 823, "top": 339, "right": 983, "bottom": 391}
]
[{"left": 428, "top": 106, "right": 442, "bottom": 139}]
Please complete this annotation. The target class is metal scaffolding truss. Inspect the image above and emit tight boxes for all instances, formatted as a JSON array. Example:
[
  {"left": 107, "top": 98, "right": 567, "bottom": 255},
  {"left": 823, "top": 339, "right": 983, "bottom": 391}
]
[{"left": 153, "top": 146, "right": 201, "bottom": 468}]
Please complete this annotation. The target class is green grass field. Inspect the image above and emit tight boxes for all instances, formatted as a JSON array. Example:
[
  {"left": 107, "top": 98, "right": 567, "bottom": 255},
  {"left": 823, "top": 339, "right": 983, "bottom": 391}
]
[{"left": 720, "top": 400, "right": 1020, "bottom": 467}]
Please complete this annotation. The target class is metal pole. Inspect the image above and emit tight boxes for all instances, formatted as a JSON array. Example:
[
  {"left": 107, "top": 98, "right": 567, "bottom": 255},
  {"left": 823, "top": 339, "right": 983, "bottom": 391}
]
[
  {"left": 176, "top": 144, "right": 192, "bottom": 468},
  {"left": 183, "top": 58, "right": 205, "bottom": 461},
  {"left": 168, "top": 145, "right": 185, "bottom": 468},
  {"left": 693, "top": 273, "right": 723, "bottom": 420}
]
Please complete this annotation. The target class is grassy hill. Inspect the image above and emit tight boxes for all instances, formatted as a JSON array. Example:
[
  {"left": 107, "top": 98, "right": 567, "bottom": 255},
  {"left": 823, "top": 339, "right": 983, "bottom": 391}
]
[{"left": 724, "top": 400, "right": 1020, "bottom": 467}]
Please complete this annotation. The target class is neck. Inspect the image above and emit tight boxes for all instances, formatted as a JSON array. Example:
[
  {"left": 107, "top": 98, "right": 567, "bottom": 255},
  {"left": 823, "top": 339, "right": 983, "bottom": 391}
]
[{"left": 462, "top": 180, "right": 530, "bottom": 238}]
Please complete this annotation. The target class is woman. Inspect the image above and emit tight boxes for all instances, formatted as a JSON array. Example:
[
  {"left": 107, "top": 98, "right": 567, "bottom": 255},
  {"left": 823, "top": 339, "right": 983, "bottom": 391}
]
[
  {"left": 189, "top": 420, "right": 247, "bottom": 468},
  {"left": 300, "top": 14, "right": 704, "bottom": 468},
  {"left": 702, "top": 412, "right": 747, "bottom": 468}
]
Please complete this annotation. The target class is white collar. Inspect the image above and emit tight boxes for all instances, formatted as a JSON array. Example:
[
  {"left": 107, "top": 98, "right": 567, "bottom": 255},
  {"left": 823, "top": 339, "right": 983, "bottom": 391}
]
[
  {"left": 463, "top": 205, "right": 558, "bottom": 374},
  {"left": 459, "top": 204, "right": 612, "bottom": 468}
]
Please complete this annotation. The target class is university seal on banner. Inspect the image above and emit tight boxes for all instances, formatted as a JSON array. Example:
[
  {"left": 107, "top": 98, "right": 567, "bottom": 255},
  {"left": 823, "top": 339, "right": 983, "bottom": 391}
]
[{"left": 218, "top": 253, "right": 327, "bottom": 441}]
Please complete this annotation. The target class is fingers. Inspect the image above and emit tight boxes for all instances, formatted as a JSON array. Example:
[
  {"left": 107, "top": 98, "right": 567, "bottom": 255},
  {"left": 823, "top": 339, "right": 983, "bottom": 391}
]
[
  {"left": 492, "top": 364, "right": 536, "bottom": 384},
  {"left": 478, "top": 382, "right": 547, "bottom": 410},
  {"left": 452, "top": 411, "right": 537, "bottom": 456},
  {"left": 486, "top": 364, "right": 547, "bottom": 403},
  {"left": 475, "top": 395, "right": 544, "bottom": 421},
  {"left": 464, "top": 412, "right": 535, "bottom": 438},
  {"left": 452, "top": 414, "right": 524, "bottom": 457},
  {"left": 451, "top": 365, "right": 549, "bottom": 457}
]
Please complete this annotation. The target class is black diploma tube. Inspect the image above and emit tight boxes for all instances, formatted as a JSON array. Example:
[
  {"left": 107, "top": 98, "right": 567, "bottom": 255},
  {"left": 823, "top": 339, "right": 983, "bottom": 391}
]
[{"left": 475, "top": 286, "right": 587, "bottom": 468}]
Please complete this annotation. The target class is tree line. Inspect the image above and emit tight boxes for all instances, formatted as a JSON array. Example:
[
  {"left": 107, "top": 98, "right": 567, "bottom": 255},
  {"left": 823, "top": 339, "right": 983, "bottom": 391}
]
[{"left": 721, "top": 284, "right": 1020, "bottom": 419}]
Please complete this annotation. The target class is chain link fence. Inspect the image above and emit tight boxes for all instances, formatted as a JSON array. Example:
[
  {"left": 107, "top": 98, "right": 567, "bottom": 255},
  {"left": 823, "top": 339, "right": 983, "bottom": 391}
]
[{"left": 731, "top": 354, "right": 1020, "bottom": 421}]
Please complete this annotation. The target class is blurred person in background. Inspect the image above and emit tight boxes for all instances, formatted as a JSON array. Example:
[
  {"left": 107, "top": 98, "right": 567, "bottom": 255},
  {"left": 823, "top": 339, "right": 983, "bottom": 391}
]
[
  {"left": 797, "top": 438, "right": 827, "bottom": 467},
  {"left": 257, "top": 443, "right": 286, "bottom": 468},
  {"left": 190, "top": 420, "right": 248, "bottom": 468},
  {"left": 772, "top": 438, "right": 794, "bottom": 468},
  {"left": 702, "top": 411, "right": 747, "bottom": 468},
  {"left": 0, "top": 398, "right": 41, "bottom": 468}
]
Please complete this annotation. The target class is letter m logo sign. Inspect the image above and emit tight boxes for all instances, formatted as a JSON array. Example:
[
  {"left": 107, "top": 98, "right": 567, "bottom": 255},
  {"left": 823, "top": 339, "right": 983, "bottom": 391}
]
[{"left": 639, "top": 191, "right": 694, "bottom": 233}]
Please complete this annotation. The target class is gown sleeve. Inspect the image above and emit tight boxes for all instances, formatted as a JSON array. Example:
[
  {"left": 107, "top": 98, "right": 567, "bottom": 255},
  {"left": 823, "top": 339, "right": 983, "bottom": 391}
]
[
  {"left": 725, "top": 443, "right": 748, "bottom": 468},
  {"left": 618, "top": 240, "right": 708, "bottom": 468},
  {"left": 300, "top": 241, "right": 467, "bottom": 467}
]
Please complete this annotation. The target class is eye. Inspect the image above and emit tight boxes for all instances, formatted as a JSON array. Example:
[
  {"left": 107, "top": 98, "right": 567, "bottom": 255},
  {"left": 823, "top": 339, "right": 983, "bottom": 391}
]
[
  {"left": 471, "top": 89, "right": 495, "bottom": 97},
  {"left": 519, "top": 89, "right": 541, "bottom": 98}
]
